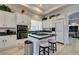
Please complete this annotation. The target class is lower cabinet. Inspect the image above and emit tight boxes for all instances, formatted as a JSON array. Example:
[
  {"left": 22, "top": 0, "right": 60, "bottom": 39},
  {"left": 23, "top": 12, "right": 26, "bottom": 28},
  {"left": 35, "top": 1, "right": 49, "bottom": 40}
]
[
  {"left": 0, "top": 37, "right": 4, "bottom": 49},
  {"left": 0, "top": 35, "right": 17, "bottom": 50}
]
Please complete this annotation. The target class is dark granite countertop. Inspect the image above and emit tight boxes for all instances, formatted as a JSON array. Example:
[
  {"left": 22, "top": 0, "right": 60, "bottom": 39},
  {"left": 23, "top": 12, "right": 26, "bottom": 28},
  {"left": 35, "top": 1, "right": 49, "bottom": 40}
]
[
  {"left": 0, "top": 32, "right": 16, "bottom": 36},
  {"left": 29, "top": 34, "right": 56, "bottom": 40}
]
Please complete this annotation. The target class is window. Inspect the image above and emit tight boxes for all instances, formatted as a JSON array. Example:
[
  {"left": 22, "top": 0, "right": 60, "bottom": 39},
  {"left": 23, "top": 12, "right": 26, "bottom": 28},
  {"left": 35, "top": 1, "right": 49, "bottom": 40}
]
[{"left": 31, "top": 20, "right": 42, "bottom": 31}]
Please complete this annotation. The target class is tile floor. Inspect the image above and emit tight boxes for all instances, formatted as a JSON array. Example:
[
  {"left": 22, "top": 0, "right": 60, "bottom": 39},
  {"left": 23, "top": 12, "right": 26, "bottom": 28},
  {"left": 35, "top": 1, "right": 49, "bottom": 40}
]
[{"left": 0, "top": 37, "right": 79, "bottom": 55}]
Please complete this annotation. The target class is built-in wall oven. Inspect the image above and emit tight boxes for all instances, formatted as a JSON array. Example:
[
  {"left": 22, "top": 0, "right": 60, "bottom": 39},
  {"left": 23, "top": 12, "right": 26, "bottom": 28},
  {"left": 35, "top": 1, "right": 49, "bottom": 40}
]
[{"left": 17, "top": 25, "right": 28, "bottom": 39}]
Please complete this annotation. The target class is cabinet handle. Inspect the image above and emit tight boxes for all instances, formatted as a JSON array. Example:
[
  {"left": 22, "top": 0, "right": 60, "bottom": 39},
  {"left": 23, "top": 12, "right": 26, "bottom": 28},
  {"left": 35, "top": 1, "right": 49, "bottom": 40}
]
[{"left": 2, "top": 40, "right": 4, "bottom": 42}]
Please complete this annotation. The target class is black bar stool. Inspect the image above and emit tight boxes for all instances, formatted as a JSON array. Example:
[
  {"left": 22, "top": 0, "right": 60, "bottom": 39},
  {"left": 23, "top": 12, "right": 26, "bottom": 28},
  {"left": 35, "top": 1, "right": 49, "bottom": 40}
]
[
  {"left": 39, "top": 42, "right": 50, "bottom": 55},
  {"left": 48, "top": 39, "right": 57, "bottom": 53}
]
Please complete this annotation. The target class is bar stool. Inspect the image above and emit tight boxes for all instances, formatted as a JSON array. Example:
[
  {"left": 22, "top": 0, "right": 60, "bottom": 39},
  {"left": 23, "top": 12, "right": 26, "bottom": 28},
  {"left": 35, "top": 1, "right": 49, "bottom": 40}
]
[
  {"left": 39, "top": 41, "right": 50, "bottom": 55},
  {"left": 48, "top": 39, "right": 57, "bottom": 53}
]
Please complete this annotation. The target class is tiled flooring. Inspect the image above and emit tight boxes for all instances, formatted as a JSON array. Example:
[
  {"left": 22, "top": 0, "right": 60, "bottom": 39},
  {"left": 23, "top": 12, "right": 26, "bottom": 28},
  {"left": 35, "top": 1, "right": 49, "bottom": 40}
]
[
  {"left": 0, "top": 37, "right": 79, "bottom": 55},
  {"left": 54, "top": 37, "right": 79, "bottom": 55}
]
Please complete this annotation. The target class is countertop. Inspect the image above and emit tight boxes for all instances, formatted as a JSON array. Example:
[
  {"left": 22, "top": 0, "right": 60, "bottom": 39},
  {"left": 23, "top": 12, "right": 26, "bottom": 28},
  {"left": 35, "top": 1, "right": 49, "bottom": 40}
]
[
  {"left": 29, "top": 34, "right": 55, "bottom": 40},
  {"left": 0, "top": 32, "right": 16, "bottom": 36}
]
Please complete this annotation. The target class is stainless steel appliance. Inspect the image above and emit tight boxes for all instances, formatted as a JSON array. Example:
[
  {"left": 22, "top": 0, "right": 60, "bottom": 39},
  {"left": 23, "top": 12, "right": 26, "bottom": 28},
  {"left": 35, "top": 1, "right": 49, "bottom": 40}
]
[{"left": 17, "top": 25, "right": 28, "bottom": 39}]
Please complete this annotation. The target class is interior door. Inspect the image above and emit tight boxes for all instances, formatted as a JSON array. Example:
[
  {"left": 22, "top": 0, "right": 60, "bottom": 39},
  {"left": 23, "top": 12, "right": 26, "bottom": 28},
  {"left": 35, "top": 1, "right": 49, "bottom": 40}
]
[{"left": 56, "top": 21, "right": 64, "bottom": 43}]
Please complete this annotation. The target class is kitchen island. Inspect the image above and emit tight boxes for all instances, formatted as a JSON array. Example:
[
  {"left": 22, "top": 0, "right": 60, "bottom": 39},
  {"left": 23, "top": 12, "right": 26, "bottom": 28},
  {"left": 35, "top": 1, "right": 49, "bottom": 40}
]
[{"left": 28, "top": 33, "right": 55, "bottom": 55}]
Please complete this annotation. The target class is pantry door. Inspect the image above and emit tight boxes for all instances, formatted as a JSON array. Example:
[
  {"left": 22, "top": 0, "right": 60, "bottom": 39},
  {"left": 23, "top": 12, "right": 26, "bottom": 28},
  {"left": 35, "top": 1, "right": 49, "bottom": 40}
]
[{"left": 56, "top": 21, "right": 64, "bottom": 43}]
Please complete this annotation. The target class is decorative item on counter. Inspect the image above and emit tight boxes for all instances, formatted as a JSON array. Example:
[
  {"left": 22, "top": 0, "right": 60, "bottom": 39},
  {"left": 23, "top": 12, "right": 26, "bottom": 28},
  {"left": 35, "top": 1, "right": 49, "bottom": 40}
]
[{"left": 0, "top": 4, "right": 12, "bottom": 12}]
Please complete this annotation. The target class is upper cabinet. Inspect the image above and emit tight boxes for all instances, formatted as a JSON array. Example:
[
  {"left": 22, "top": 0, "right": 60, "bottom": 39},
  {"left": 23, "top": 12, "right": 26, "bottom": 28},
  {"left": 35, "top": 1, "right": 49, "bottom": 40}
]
[
  {"left": 0, "top": 11, "right": 5, "bottom": 27},
  {"left": 5, "top": 12, "right": 16, "bottom": 28},
  {"left": 0, "top": 10, "right": 31, "bottom": 28},
  {"left": 0, "top": 10, "right": 16, "bottom": 28},
  {"left": 16, "top": 13, "right": 31, "bottom": 29},
  {"left": 42, "top": 20, "right": 47, "bottom": 28},
  {"left": 16, "top": 13, "right": 24, "bottom": 25},
  {"left": 42, "top": 19, "right": 52, "bottom": 28}
]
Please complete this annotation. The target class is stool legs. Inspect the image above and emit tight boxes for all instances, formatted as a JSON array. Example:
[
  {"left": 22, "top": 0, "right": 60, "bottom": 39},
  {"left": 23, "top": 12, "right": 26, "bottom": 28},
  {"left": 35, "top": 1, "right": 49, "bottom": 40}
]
[
  {"left": 52, "top": 44, "right": 54, "bottom": 53},
  {"left": 43, "top": 48, "right": 45, "bottom": 55},
  {"left": 48, "top": 47, "right": 49, "bottom": 55},
  {"left": 39, "top": 47, "right": 40, "bottom": 55},
  {"left": 39, "top": 46, "right": 49, "bottom": 55},
  {"left": 50, "top": 43, "right": 57, "bottom": 53},
  {"left": 55, "top": 43, "right": 57, "bottom": 51}
]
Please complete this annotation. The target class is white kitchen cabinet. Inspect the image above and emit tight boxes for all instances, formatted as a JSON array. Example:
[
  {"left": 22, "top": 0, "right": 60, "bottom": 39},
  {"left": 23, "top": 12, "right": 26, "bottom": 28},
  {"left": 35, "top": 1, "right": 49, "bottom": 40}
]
[
  {"left": 42, "top": 20, "right": 47, "bottom": 28},
  {"left": 16, "top": 13, "right": 25, "bottom": 25},
  {"left": 0, "top": 35, "right": 17, "bottom": 50},
  {"left": 0, "top": 10, "right": 5, "bottom": 27},
  {"left": 16, "top": 13, "right": 31, "bottom": 29},
  {"left": 46, "top": 19, "right": 52, "bottom": 28},
  {"left": 42, "top": 17, "right": 54, "bottom": 28},
  {"left": 0, "top": 36, "right": 4, "bottom": 49},
  {"left": 5, "top": 12, "right": 16, "bottom": 28},
  {"left": 47, "top": 19, "right": 51, "bottom": 28},
  {"left": 4, "top": 36, "right": 10, "bottom": 48},
  {"left": 22, "top": 15, "right": 27, "bottom": 25},
  {"left": 46, "top": 20, "right": 49, "bottom": 28},
  {"left": 9, "top": 35, "right": 17, "bottom": 47},
  {"left": 0, "top": 10, "right": 16, "bottom": 28},
  {"left": 5, "top": 35, "right": 17, "bottom": 48},
  {"left": 16, "top": 13, "right": 26, "bottom": 25}
]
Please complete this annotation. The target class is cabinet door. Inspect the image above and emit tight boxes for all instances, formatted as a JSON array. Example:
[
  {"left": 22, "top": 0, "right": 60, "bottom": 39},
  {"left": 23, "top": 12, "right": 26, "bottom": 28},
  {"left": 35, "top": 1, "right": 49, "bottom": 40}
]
[
  {"left": 16, "top": 13, "right": 24, "bottom": 25},
  {"left": 0, "top": 11, "right": 5, "bottom": 27},
  {"left": 19, "top": 14, "right": 28, "bottom": 25},
  {"left": 0, "top": 36, "right": 5, "bottom": 49},
  {"left": 9, "top": 35, "right": 17, "bottom": 47},
  {"left": 4, "top": 36, "right": 9, "bottom": 48},
  {"left": 23, "top": 15, "right": 31, "bottom": 28},
  {"left": 5, "top": 12, "right": 16, "bottom": 27},
  {"left": 49, "top": 19, "right": 52, "bottom": 28},
  {"left": 42, "top": 20, "right": 47, "bottom": 28},
  {"left": 5, "top": 35, "right": 17, "bottom": 48},
  {"left": 22, "top": 15, "right": 27, "bottom": 25},
  {"left": 46, "top": 20, "right": 49, "bottom": 28}
]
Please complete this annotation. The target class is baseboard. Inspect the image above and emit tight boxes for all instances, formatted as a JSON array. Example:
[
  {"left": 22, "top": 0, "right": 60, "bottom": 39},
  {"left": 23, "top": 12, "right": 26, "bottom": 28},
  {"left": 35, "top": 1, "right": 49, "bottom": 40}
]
[{"left": 56, "top": 41, "right": 64, "bottom": 45}]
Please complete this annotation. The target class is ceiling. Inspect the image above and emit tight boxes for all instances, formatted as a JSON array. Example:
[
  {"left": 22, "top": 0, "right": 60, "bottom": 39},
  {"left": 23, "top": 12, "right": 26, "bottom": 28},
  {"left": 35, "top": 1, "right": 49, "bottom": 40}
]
[
  {"left": 40, "top": 4, "right": 61, "bottom": 11},
  {"left": 21, "top": 4, "right": 67, "bottom": 16}
]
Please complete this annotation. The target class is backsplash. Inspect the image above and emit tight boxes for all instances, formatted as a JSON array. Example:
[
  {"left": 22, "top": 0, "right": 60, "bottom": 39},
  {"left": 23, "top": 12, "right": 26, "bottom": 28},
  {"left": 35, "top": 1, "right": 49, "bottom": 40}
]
[{"left": 0, "top": 28, "right": 16, "bottom": 32}]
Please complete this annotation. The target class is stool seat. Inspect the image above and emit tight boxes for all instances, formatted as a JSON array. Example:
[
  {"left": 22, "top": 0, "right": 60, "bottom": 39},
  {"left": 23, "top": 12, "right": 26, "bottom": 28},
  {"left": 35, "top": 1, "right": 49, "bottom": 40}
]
[
  {"left": 39, "top": 42, "right": 50, "bottom": 55},
  {"left": 40, "top": 42, "right": 50, "bottom": 47},
  {"left": 48, "top": 39, "right": 57, "bottom": 53},
  {"left": 48, "top": 39, "right": 56, "bottom": 43}
]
